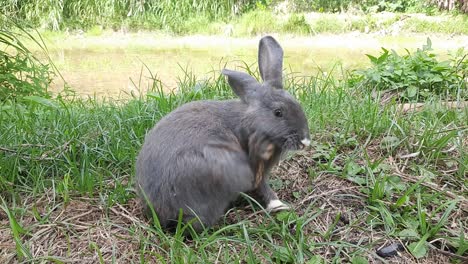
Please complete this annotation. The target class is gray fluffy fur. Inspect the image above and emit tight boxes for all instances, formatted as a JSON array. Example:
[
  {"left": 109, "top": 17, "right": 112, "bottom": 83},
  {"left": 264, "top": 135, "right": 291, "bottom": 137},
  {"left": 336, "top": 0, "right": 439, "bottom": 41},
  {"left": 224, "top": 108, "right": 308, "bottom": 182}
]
[{"left": 136, "top": 36, "right": 310, "bottom": 232}]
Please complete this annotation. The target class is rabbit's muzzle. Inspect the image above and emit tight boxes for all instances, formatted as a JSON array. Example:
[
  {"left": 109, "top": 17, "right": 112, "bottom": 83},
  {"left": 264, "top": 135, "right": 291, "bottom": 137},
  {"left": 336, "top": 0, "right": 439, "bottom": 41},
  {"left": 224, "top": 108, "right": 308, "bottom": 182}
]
[{"left": 283, "top": 133, "right": 310, "bottom": 150}]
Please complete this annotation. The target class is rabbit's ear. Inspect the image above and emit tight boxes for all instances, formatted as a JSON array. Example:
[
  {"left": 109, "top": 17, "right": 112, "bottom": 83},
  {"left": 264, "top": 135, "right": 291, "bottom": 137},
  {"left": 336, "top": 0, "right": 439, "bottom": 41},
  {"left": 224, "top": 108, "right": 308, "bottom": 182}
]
[
  {"left": 258, "top": 36, "right": 283, "bottom": 89},
  {"left": 222, "top": 69, "right": 258, "bottom": 103}
]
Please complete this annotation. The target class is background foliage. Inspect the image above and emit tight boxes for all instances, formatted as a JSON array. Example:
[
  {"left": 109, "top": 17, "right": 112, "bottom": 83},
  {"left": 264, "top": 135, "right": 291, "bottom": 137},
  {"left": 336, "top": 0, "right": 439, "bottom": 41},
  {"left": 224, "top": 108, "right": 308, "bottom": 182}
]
[
  {"left": 0, "top": 0, "right": 464, "bottom": 32},
  {"left": 0, "top": 22, "right": 55, "bottom": 101},
  {"left": 350, "top": 39, "right": 467, "bottom": 102}
]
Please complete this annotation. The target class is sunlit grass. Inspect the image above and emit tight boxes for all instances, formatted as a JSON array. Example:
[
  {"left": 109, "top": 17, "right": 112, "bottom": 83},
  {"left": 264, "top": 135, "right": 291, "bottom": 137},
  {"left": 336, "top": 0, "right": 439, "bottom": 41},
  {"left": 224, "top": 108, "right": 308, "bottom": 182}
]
[{"left": 1, "top": 64, "right": 467, "bottom": 261}]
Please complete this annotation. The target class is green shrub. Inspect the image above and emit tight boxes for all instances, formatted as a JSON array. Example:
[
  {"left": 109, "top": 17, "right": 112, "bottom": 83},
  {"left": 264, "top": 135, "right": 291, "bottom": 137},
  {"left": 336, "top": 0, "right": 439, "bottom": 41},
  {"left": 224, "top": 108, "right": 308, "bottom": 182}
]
[
  {"left": 0, "top": 23, "right": 55, "bottom": 101},
  {"left": 235, "top": 10, "right": 279, "bottom": 36},
  {"left": 403, "top": 16, "right": 468, "bottom": 35},
  {"left": 311, "top": 16, "right": 346, "bottom": 33},
  {"left": 85, "top": 25, "right": 103, "bottom": 36},
  {"left": 350, "top": 38, "right": 467, "bottom": 102},
  {"left": 180, "top": 16, "right": 212, "bottom": 35},
  {"left": 287, "top": 0, "right": 436, "bottom": 13},
  {"left": 282, "top": 14, "right": 311, "bottom": 34},
  {"left": 347, "top": 15, "right": 380, "bottom": 32}
]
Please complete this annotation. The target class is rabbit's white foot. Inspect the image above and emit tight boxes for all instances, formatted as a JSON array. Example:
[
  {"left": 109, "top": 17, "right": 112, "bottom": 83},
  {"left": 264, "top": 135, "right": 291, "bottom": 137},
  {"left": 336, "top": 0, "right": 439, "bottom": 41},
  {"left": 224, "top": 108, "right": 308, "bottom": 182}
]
[{"left": 267, "top": 199, "right": 290, "bottom": 212}]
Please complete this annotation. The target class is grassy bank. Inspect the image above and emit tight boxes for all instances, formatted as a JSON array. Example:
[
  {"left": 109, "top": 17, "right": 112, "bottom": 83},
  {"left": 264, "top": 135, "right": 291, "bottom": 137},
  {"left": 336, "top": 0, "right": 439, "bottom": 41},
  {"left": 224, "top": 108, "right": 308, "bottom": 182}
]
[{"left": 28, "top": 11, "right": 468, "bottom": 37}]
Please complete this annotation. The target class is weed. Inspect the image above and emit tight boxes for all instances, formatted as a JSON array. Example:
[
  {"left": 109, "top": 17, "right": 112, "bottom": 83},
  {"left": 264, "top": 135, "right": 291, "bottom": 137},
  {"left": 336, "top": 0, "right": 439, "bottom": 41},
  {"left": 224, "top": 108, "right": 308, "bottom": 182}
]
[
  {"left": 350, "top": 38, "right": 467, "bottom": 102},
  {"left": 234, "top": 10, "right": 279, "bottom": 36},
  {"left": 311, "top": 15, "right": 346, "bottom": 34},
  {"left": 0, "top": 21, "right": 57, "bottom": 101},
  {"left": 403, "top": 15, "right": 468, "bottom": 35},
  {"left": 85, "top": 25, "right": 103, "bottom": 37},
  {"left": 283, "top": 14, "right": 311, "bottom": 35}
]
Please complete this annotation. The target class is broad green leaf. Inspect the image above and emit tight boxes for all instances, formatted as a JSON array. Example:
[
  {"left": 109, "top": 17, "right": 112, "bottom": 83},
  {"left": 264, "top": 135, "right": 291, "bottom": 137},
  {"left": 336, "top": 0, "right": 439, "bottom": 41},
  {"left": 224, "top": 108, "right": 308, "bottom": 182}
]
[
  {"left": 380, "top": 136, "right": 400, "bottom": 149},
  {"left": 398, "top": 229, "right": 420, "bottom": 239},
  {"left": 307, "top": 255, "right": 325, "bottom": 264},
  {"left": 0, "top": 105, "right": 12, "bottom": 111},
  {"left": 273, "top": 246, "right": 292, "bottom": 262},
  {"left": 351, "top": 256, "right": 369, "bottom": 264},
  {"left": 378, "top": 48, "right": 390, "bottom": 64},
  {"left": 406, "top": 86, "right": 418, "bottom": 98},
  {"left": 371, "top": 73, "right": 381, "bottom": 82},
  {"left": 423, "top": 37, "right": 432, "bottom": 50},
  {"left": 347, "top": 175, "right": 366, "bottom": 185},
  {"left": 346, "top": 161, "right": 362, "bottom": 176},
  {"left": 408, "top": 241, "right": 428, "bottom": 259},
  {"left": 275, "top": 211, "right": 297, "bottom": 221},
  {"left": 366, "top": 54, "right": 378, "bottom": 64},
  {"left": 269, "top": 179, "right": 284, "bottom": 190},
  {"left": 23, "top": 95, "right": 58, "bottom": 108}
]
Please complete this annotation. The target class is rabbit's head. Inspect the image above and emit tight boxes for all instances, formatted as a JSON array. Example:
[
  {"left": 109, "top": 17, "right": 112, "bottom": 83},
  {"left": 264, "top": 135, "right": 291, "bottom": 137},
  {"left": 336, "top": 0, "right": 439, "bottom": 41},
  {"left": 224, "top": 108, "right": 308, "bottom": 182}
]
[{"left": 222, "top": 36, "right": 310, "bottom": 151}]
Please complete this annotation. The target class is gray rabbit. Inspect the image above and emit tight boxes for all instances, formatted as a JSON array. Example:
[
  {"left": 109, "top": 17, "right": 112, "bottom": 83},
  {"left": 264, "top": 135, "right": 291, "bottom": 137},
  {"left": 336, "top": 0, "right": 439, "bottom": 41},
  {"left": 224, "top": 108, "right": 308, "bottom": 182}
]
[{"left": 136, "top": 36, "right": 310, "bottom": 232}]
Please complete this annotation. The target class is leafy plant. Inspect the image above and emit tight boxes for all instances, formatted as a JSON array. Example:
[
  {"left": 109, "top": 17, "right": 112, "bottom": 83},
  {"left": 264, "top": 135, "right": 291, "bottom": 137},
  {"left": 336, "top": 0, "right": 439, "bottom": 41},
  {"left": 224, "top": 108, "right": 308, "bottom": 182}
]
[
  {"left": 0, "top": 21, "right": 56, "bottom": 101},
  {"left": 286, "top": 0, "right": 437, "bottom": 13},
  {"left": 283, "top": 14, "right": 311, "bottom": 34},
  {"left": 0, "top": 0, "right": 251, "bottom": 31},
  {"left": 350, "top": 38, "right": 467, "bottom": 102},
  {"left": 235, "top": 10, "right": 279, "bottom": 36}
]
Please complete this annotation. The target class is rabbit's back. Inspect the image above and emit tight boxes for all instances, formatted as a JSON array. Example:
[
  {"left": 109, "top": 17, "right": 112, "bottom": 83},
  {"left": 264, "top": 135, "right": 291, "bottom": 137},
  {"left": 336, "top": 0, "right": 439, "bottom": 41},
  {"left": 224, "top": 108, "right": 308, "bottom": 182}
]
[
  {"left": 138, "top": 100, "right": 243, "bottom": 166},
  {"left": 136, "top": 100, "right": 254, "bottom": 229}
]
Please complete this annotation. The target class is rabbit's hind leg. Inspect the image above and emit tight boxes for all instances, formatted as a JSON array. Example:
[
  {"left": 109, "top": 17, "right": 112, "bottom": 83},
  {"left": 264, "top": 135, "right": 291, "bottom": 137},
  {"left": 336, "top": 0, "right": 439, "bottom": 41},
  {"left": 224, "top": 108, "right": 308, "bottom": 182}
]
[{"left": 174, "top": 144, "right": 255, "bottom": 230}]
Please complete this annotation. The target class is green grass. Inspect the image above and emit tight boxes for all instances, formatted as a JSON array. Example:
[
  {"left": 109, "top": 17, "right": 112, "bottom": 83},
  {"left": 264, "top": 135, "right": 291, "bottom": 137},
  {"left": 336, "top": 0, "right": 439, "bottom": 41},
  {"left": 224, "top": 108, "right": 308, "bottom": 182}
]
[
  {"left": 110, "top": 11, "right": 468, "bottom": 36},
  {"left": 0, "top": 22, "right": 57, "bottom": 101},
  {"left": 1, "top": 64, "right": 467, "bottom": 262},
  {"left": 403, "top": 15, "right": 468, "bottom": 35},
  {"left": 0, "top": 0, "right": 237, "bottom": 32}
]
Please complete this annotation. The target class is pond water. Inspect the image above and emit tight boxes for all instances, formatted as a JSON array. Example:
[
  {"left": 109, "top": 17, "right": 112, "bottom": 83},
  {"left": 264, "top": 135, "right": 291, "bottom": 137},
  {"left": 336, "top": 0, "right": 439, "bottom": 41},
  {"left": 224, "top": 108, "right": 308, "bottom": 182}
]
[{"left": 44, "top": 33, "right": 467, "bottom": 99}]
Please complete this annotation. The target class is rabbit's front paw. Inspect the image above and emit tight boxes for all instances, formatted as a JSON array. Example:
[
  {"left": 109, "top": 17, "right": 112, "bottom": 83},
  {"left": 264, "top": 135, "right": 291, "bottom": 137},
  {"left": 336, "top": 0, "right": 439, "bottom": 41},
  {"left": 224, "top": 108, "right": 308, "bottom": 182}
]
[{"left": 266, "top": 199, "right": 291, "bottom": 212}]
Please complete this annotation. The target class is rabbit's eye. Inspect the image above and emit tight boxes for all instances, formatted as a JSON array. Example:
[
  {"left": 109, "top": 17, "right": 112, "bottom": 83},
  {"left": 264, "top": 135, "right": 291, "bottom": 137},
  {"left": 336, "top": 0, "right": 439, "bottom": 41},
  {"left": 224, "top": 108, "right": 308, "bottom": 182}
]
[{"left": 274, "top": 109, "right": 283, "bottom": 117}]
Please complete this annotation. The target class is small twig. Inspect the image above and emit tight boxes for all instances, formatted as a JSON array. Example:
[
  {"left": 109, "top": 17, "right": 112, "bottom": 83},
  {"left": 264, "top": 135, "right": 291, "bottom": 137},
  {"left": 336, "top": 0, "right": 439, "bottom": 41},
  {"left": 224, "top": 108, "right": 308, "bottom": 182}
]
[
  {"left": 428, "top": 241, "right": 468, "bottom": 262},
  {"left": 214, "top": 244, "right": 224, "bottom": 264},
  {"left": 441, "top": 145, "right": 458, "bottom": 154},
  {"left": 399, "top": 154, "right": 410, "bottom": 173},
  {"left": 39, "top": 140, "right": 72, "bottom": 160},
  {"left": 397, "top": 152, "right": 420, "bottom": 159},
  {"left": 0, "top": 146, "right": 16, "bottom": 153},
  {"left": 62, "top": 210, "right": 95, "bottom": 223},
  {"left": 397, "top": 101, "right": 468, "bottom": 113},
  {"left": 297, "top": 186, "right": 361, "bottom": 208},
  {"left": 110, "top": 206, "right": 141, "bottom": 224},
  {"left": 0, "top": 140, "right": 71, "bottom": 161},
  {"left": 244, "top": 207, "right": 265, "bottom": 220}
]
